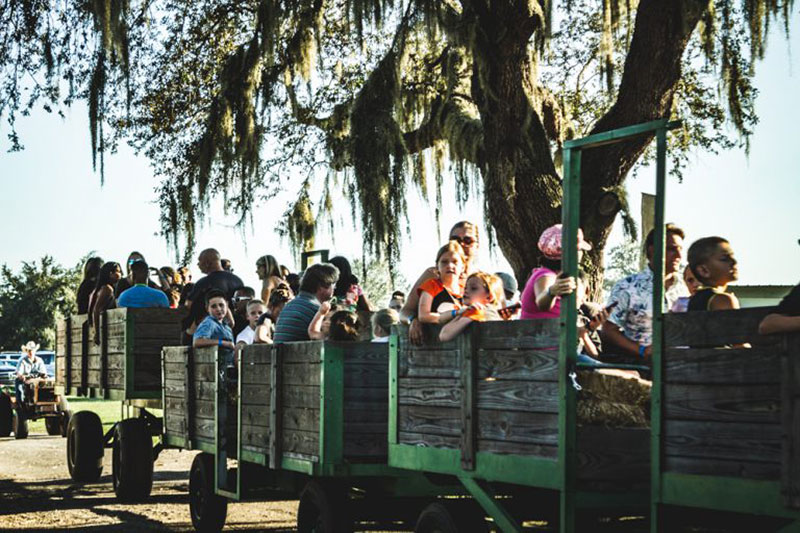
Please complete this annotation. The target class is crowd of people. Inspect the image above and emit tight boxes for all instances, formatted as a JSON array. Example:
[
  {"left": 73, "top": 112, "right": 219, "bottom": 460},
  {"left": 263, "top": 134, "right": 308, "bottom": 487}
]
[{"left": 75, "top": 220, "right": 800, "bottom": 368}]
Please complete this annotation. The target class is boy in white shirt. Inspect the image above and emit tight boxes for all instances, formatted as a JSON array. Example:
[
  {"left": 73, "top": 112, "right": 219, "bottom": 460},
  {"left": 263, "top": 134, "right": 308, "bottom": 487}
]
[{"left": 236, "top": 299, "right": 266, "bottom": 346}]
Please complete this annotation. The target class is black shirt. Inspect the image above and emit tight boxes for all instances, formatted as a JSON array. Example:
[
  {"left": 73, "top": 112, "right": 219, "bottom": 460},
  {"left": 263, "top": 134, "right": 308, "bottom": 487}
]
[
  {"left": 776, "top": 283, "right": 800, "bottom": 316},
  {"left": 76, "top": 278, "right": 96, "bottom": 314},
  {"left": 186, "top": 270, "right": 244, "bottom": 327}
]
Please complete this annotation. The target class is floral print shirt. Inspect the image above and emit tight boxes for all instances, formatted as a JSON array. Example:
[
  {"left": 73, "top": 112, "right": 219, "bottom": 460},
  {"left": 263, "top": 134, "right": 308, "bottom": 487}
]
[{"left": 607, "top": 268, "right": 688, "bottom": 345}]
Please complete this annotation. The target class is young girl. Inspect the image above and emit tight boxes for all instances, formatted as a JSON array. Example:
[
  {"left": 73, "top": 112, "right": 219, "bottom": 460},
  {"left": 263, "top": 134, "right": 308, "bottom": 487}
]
[
  {"left": 371, "top": 308, "right": 399, "bottom": 343},
  {"left": 439, "top": 272, "right": 502, "bottom": 341},
  {"left": 88, "top": 261, "right": 122, "bottom": 344},
  {"left": 417, "top": 242, "right": 466, "bottom": 324}
]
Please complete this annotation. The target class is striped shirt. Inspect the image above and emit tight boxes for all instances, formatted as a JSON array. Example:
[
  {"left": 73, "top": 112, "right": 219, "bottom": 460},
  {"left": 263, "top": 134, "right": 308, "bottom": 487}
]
[{"left": 273, "top": 291, "right": 320, "bottom": 343}]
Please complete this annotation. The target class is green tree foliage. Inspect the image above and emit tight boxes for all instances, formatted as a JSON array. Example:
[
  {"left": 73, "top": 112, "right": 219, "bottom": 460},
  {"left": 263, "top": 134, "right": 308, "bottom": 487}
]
[
  {"left": 0, "top": 257, "right": 81, "bottom": 351},
  {"left": 352, "top": 256, "right": 409, "bottom": 308},
  {"left": 0, "top": 0, "right": 794, "bottom": 284},
  {"left": 602, "top": 241, "right": 641, "bottom": 295}
]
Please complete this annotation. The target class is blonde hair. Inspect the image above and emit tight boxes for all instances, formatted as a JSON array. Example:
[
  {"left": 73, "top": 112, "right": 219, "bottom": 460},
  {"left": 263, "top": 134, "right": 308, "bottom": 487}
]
[
  {"left": 435, "top": 241, "right": 466, "bottom": 266},
  {"left": 466, "top": 272, "right": 503, "bottom": 305},
  {"left": 371, "top": 308, "right": 399, "bottom": 337},
  {"left": 246, "top": 299, "right": 266, "bottom": 312}
]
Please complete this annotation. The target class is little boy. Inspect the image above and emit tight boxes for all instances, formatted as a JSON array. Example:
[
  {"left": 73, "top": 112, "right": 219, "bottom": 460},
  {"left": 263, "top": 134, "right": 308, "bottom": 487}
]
[
  {"left": 236, "top": 299, "right": 266, "bottom": 346},
  {"left": 687, "top": 237, "right": 740, "bottom": 311},
  {"left": 193, "top": 289, "right": 236, "bottom": 357}
]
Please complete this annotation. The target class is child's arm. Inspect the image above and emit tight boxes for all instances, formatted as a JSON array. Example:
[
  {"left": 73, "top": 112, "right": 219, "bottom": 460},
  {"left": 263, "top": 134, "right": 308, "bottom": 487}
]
[
  {"left": 759, "top": 314, "right": 800, "bottom": 335},
  {"left": 308, "top": 302, "right": 331, "bottom": 340},
  {"left": 254, "top": 322, "right": 274, "bottom": 344},
  {"left": 439, "top": 315, "right": 474, "bottom": 342}
]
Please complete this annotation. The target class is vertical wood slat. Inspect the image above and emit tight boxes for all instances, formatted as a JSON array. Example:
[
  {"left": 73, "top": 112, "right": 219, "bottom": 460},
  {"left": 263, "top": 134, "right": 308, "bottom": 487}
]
[
  {"left": 185, "top": 347, "right": 195, "bottom": 448},
  {"left": 270, "top": 348, "right": 282, "bottom": 469},
  {"left": 460, "top": 332, "right": 476, "bottom": 470},
  {"left": 782, "top": 334, "right": 800, "bottom": 509},
  {"left": 81, "top": 317, "right": 89, "bottom": 392},
  {"left": 101, "top": 311, "right": 108, "bottom": 394},
  {"left": 65, "top": 316, "right": 72, "bottom": 390}
]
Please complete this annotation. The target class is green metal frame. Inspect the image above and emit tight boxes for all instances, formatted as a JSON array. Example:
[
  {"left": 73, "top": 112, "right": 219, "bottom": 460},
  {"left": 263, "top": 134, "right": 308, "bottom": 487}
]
[
  {"left": 386, "top": 119, "right": 679, "bottom": 533},
  {"left": 214, "top": 348, "right": 242, "bottom": 499}
]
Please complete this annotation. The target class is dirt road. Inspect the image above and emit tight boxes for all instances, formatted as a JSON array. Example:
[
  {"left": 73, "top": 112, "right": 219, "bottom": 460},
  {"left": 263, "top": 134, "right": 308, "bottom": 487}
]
[{"left": 0, "top": 434, "right": 297, "bottom": 531}]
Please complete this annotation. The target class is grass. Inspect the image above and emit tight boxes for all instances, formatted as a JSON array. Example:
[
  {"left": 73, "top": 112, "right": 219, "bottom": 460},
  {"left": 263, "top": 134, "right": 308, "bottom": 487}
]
[{"left": 26, "top": 396, "right": 163, "bottom": 435}]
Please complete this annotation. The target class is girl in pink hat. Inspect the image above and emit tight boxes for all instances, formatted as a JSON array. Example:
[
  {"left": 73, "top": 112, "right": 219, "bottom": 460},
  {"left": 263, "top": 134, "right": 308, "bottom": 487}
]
[{"left": 519, "top": 224, "right": 592, "bottom": 320}]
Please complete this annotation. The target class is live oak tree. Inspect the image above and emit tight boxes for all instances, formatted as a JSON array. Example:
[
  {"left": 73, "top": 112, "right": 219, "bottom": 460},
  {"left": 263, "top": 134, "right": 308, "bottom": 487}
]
[{"left": 0, "top": 0, "right": 792, "bottom": 287}]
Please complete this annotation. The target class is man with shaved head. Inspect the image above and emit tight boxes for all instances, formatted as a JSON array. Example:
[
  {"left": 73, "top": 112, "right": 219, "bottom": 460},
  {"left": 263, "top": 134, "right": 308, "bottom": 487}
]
[{"left": 184, "top": 248, "right": 244, "bottom": 336}]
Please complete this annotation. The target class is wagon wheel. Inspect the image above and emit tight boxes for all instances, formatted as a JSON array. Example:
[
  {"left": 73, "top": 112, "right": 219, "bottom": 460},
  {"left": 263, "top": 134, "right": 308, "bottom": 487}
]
[
  {"left": 189, "top": 453, "right": 228, "bottom": 532},
  {"left": 45, "top": 416, "right": 62, "bottom": 435},
  {"left": 415, "top": 501, "right": 488, "bottom": 533},
  {"left": 66, "top": 411, "right": 103, "bottom": 482},
  {"left": 60, "top": 410, "right": 72, "bottom": 438},
  {"left": 296, "top": 480, "right": 352, "bottom": 533},
  {"left": 112, "top": 418, "right": 154, "bottom": 501},
  {"left": 14, "top": 408, "right": 28, "bottom": 439},
  {"left": 0, "top": 394, "right": 12, "bottom": 437}
]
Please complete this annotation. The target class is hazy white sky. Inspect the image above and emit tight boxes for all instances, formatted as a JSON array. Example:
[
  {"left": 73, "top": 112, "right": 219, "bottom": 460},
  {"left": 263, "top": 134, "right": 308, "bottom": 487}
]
[{"left": 1, "top": 13, "right": 798, "bottom": 294}]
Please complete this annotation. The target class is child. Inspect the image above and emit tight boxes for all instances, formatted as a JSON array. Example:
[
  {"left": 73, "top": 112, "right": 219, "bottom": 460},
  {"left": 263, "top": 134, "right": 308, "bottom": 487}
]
[
  {"left": 418, "top": 241, "right": 466, "bottom": 325},
  {"left": 236, "top": 299, "right": 266, "bottom": 346},
  {"left": 371, "top": 308, "right": 399, "bottom": 343},
  {"left": 670, "top": 266, "right": 701, "bottom": 313},
  {"left": 308, "top": 300, "right": 333, "bottom": 340},
  {"left": 328, "top": 310, "right": 362, "bottom": 341},
  {"left": 687, "top": 237, "right": 740, "bottom": 311},
  {"left": 439, "top": 272, "right": 502, "bottom": 341},
  {"left": 193, "top": 289, "right": 236, "bottom": 363}
]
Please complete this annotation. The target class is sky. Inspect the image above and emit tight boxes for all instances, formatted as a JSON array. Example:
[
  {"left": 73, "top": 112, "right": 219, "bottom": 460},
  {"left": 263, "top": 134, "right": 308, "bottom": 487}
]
[{"left": 1, "top": 12, "right": 798, "bottom": 295}]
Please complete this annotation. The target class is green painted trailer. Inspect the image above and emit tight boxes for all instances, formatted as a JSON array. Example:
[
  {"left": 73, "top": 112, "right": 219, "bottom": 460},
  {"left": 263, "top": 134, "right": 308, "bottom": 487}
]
[{"left": 162, "top": 341, "right": 456, "bottom": 531}]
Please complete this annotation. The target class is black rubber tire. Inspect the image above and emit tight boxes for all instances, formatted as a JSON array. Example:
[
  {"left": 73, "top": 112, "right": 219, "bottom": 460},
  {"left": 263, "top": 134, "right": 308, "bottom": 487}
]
[
  {"left": 0, "top": 394, "right": 12, "bottom": 437},
  {"left": 45, "top": 416, "right": 62, "bottom": 435},
  {"left": 415, "top": 501, "right": 487, "bottom": 533},
  {"left": 296, "top": 480, "right": 351, "bottom": 533},
  {"left": 14, "top": 409, "right": 28, "bottom": 439},
  {"left": 60, "top": 410, "right": 72, "bottom": 438},
  {"left": 189, "top": 453, "right": 227, "bottom": 532},
  {"left": 66, "top": 411, "right": 104, "bottom": 482},
  {"left": 112, "top": 418, "right": 154, "bottom": 502}
]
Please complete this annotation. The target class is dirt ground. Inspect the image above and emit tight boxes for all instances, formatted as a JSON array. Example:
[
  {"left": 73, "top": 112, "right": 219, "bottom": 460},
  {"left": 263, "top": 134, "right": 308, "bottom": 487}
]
[{"left": 0, "top": 433, "right": 298, "bottom": 531}]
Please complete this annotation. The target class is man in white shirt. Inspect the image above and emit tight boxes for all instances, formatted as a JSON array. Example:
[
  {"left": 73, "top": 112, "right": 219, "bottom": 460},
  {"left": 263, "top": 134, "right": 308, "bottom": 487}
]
[{"left": 15, "top": 341, "right": 47, "bottom": 404}]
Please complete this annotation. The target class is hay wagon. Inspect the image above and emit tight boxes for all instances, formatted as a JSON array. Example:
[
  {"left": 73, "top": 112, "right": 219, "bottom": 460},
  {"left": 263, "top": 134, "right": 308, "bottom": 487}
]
[
  {"left": 650, "top": 307, "right": 800, "bottom": 531},
  {"left": 55, "top": 307, "right": 185, "bottom": 501},
  {"left": 162, "top": 340, "right": 455, "bottom": 532}
]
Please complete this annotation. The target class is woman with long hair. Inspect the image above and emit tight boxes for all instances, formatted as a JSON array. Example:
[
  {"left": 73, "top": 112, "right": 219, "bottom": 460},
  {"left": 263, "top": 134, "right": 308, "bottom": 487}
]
[
  {"left": 329, "top": 256, "right": 371, "bottom": 312},
  {"left": 256, "top": 254, "right": 285, "bottom": 304},
  {"left": 76, "top": 257, "right": 103, "bottom": 314},
  {"left": 88, "top": 262, "right": 122, "bottom": 344}
]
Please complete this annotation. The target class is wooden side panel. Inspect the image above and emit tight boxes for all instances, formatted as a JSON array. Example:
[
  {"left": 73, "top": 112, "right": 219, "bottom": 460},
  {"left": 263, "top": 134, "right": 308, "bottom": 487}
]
[
  {"left": 240, "top": 344, "right": 272, "bottom": 456},
  {"left": 340, "top": 342, "right": 389, "bottom": 459},
  {"left": 127, "top": 308, "right": 186, "bottom": 395},
  {"left": 782, "top": 335, "right": 800, "bottom": 509},
  {"left": 162, "top": 346, "right": 216, "bottom": 448},
  {"left": 69, "top": 315, "right": 88, "bottom": 391},
  {"left": 55, "top": 318, "right": 68, "bottom": 388},
  {"left": 663, "top": 310, "right": 787, "bottom": 482},
  {"left": 86, "top": 329, "right": 102, "bottom": 390},
  {"left": 279, "top": 342, "right": 321, "bottom": 460}
]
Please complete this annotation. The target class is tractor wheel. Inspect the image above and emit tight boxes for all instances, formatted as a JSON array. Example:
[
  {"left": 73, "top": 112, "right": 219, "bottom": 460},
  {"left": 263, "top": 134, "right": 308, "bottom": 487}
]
[
  {"left": 415, "top": 501, "right": 488, "bottom": 533},
  {"left": 14, "top": 409, "right": 28, "bottom": 439},
  {"left": 296, "top": 480, "right": 351, "bottom": 533},
  {"left": 66, "top": 411, "right": 103, "bottom": 482},
  {"left": 45, "top": 416, "right": 62, "bottom": 435},
  {"left": 189, "top": 453, "right": 228, "bottom": 532},
  {"left": 112, "top": 418, "right": 154, "bottom": 501},
  {"left": 0, "top": 394, "right": 12, "bottom": 437},
  {"left": 60, "top": 410, "right": 72, "bottom": 438}
]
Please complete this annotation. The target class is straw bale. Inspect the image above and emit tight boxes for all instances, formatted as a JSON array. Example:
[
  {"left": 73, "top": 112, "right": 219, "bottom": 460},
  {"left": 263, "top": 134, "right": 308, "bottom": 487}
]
[{"left": 576, "top": 369, "right": 651, "bottom": 428}]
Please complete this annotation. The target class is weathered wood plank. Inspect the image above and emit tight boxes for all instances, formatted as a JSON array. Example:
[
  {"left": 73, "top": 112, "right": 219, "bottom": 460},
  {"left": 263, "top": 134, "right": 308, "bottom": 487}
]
[
  {"left": 398, "top": 431, "right": 460, "bottom": 449},
  {"left": 343, "top": 386, "right": 387, "bottom": 404},
  {"left": 477, "top": 379, "right": 559, "bottom": 413},
  {"left": 280, "top": 341, "right": 323, "bottom": 363},
  {"left": 282, "top": 385, "right": 320, "bottom": 409},
  {"left": 242, "top": 383, "right": 271, "bottom": 405},
  {"left": 477, "top": 409, "right": 559, "bottom": 446},
  {"left": 665, "top": 455, "right": 780, "bottom": 480},
  {"left": 281, "top": 363, "right": 321, "bottom": 386},
  {"left": 241, "top": 362, "right": 271, "bottom": 384},
  {"left": 165, "top": 396, "right": 215, "bottom": 419},
  {"left": 282, "top": 407, "right": 319, "bottom": 432},
  {"left": 664, "top": 383, "right": 781, "bottom": 424},
  {"left": 282, "top": 429, "right": 319, "bottom": 456},
  {"left": 575, "top": 427, "right": 649, "bottom": 485},
  {"left": 163, "top": 346, "right": 192, "bottom": 364},
  {"left": 664, "top": 419, "right": 782, "bottom": 465},
  {"left": 242, "top": 425, "right": 270, "bottom": 451},
  {"left": 477, "top": 438, "right": 558, "bottom": 459},
  {"left": 344, "top": 433, "right": 386, "bottom": 458},
  {"left": 343, "top": 362, "right": 388, "bottom": 387},
  {"left": 398, "top": 349, "right": 461, "bottom": 378},
  {"left": 474, "top": 319, "right": 560, "bottom": 349},
  {"left": 242, "top": 404, "right": 270, "bottom": 427},
  {"left": 164, "top": 361, "right": 214, "bottom": 382},
  {"left": 477, "top": 349, "right": 559, "bottom": 382},
  {"left": 241, "top": 344, "right": 274, "bottom": 364},
  {"left": 664, "top": 347, "right": 781, "bottom": 384},
  {"left": 397, "top": 377, "right": 461, "bottom": 408},
  {"left": 398, "top": 405, "right": 461, "bottom": 436},
  {"left": 664, "top": 307, "right": 775, "bottom": 347},
  {"left": 782, "top": 335, "right": 800, "bottom": 508},
  {"left": 165, "top": 378, "right": 214, "bottom": 401}
]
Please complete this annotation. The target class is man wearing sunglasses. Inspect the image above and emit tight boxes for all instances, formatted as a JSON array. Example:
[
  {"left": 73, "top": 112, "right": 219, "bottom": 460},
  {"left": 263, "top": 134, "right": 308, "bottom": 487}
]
[{"left": 400, "top": 221, "right": 480, "bottom": 345}]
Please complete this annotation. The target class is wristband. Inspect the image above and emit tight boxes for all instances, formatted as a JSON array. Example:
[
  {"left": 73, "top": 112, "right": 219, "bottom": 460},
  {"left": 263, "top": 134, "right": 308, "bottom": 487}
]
[
  {"left": 452, "top": 309, "right": 458, "bottom": 318},
  {"left": 638, "top": 344, "right": 646, "bottom": 359},
  {"left": 218, "top": 338, "right": 223, "bottom": 347},
  {"left": 408, "top": 313, "right": 416, "bottom": 323}
]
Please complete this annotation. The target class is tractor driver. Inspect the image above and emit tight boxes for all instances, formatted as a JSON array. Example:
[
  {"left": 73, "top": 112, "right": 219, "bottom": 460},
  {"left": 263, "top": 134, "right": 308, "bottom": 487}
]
[{"left": 15, "top": 341, "right": 48, "bottom": 404}]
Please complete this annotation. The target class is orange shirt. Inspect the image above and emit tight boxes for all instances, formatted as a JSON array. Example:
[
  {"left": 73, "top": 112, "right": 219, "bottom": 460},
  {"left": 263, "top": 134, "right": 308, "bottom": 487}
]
[
  {"left": 418, "top": 278, "right": 462, "bottom": 312},
  {"left": 462, "top": 306, "right": 501, "bottom": 322}
]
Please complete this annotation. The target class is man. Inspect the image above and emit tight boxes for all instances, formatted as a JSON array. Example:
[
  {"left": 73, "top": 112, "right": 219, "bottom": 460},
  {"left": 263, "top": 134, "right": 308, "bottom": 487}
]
[
  {"left": 273, "top": 263, "right": 339, "bottom": 343},
  {"left": 114, "top": 251, "right": 161, "bottom": 297},
  {"left": 401, "top": 221, "right": 480, "bottom": 344},
  {"left": 15, "top": 341, "right": 47, "bottom": 404},
  {"left": 388, "top": 290, "right": 405, "bottom": 312},
  {"left": 184, "top": 248, "right": 244, "bottom": 335},
  {"left": 117, "top": 260, "right": 170, "bottom": 308},
  {"left": 231, "top": 286, "right": 256, "bottom": 337},
  {"left": 601, "top": 224, "right": 689, "bottom": 361}
]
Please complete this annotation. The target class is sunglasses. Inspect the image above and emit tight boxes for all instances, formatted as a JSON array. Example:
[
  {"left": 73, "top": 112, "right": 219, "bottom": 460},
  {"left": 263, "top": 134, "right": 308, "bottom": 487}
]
[
  {"left": 450, "top": 236, "right": 477, "bottom": 246},
  {"left": 233, "top": 296, "right": 252, "bottom": 303}
]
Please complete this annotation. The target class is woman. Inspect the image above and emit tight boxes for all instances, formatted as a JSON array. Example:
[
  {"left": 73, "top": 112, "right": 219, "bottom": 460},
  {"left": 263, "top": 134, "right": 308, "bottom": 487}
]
[
  {"left": 256, "top": 254, "right": 285, "bottom": 304},
  {"left": 76, "top": 257, "right": 103, "bottom": 314},
  {"left": 519, "top": 224, "right": 592, "bottom": 319},
  {"left": 88, "top": 262, "right": 122, "bottom": 344},
  {"left": 329, "top": 256, "right": 371, "bottom": 312}
]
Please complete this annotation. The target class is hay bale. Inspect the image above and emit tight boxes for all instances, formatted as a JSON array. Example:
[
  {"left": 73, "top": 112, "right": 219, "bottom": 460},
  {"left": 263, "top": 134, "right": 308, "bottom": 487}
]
[{"left": 576, "top": 369, "right": 651, "bottom": 428}]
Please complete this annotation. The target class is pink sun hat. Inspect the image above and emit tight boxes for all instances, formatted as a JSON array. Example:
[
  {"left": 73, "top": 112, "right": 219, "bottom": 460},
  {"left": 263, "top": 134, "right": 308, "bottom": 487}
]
[{"left": 537, "top": 224, "right": 592, "bottom": 260}]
